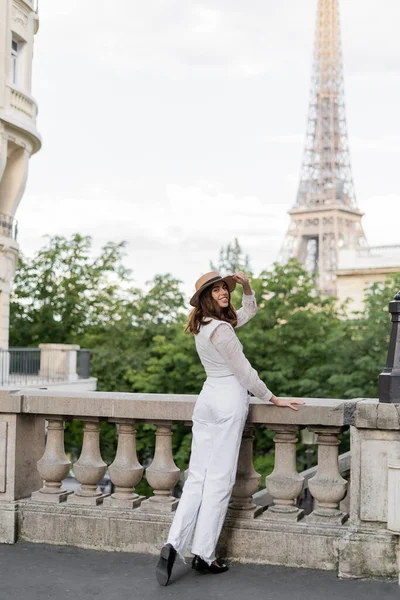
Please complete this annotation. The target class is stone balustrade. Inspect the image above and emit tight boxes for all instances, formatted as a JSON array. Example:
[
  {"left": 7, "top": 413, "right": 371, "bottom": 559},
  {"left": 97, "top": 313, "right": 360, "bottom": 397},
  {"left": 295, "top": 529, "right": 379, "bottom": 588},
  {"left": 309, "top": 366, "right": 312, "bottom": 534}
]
[
  {"left": 103, "top": 421, "right": 144, "bottom": 509},
  {"left": 8, "top": 85, "right": 38, "bottom": 119},
  {"left": 0, "top": 390, "right": 399, "bottom": 580}
]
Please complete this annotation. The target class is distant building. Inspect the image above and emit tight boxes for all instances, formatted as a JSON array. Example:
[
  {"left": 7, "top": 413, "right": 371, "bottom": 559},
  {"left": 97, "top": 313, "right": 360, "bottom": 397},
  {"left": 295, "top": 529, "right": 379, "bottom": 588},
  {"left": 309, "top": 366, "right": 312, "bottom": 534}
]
[
  {"left": 279, "top": 0, "right": 400, "bottom": 309},
  {"left": 280, "top": 0, "right": 368, "bottom": 296},
  {"left": 0, "top": 3, "right": 96, "bottom": 391},
  {"left": 0, "top": 0, "right": 41, "bottom": 348},
  {"left": 336, "top": 246, "right": 400, "bottom": 313}
]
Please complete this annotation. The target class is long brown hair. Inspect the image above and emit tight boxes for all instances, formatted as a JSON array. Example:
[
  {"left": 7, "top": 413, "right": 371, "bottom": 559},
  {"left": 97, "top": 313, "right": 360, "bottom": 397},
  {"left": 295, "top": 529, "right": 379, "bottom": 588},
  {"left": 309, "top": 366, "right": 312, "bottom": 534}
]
[{"left": 185, "top": 285, "right": 237, "bottom": 335}]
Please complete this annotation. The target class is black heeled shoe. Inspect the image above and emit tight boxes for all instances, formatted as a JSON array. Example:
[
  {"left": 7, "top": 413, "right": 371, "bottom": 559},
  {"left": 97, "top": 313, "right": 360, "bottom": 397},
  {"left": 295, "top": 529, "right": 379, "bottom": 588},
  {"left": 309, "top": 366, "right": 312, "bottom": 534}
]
[
  {"left": 156, "top": 543, "right": 177, "bottom": 586},
  {"left": 192, "top": 555, "right": 229, "bottom": 574}
]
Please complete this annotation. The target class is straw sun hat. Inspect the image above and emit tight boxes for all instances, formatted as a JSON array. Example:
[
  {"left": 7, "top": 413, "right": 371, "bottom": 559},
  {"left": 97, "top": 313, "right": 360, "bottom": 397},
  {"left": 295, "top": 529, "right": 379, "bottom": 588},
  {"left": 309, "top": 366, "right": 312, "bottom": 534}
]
[{"left": 190, "top": 271, "right": 236, "bottom": 307}]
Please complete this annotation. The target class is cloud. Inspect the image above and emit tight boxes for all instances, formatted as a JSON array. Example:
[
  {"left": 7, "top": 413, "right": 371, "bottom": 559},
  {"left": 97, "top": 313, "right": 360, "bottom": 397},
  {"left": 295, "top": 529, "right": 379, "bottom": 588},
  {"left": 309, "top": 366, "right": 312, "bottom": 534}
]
[
  {"left": 19, "top": 0, "right": 400, "bottom": 298},
  {"left": 359, "top": 194, "right": 400, "bottom": 247},
  {"left": 264, "top": 135, "right": 304, "bottom": 145},
  {"left": 350, "top": 136, "right": 400, "bottom": 153},
  {"left": 37, "top": 0, "right": 314, "bottom": 79},
  {"left": 18, "top": 180, "right": 290, "bottom": 289}
]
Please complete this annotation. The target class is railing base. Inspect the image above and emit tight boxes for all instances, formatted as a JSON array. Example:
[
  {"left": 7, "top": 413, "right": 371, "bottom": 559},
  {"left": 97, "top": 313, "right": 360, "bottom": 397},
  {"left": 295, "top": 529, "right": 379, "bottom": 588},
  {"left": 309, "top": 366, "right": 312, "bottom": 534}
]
[
  {"left": 103, "top": 495, "right": 145, "bottom": 509},
  {"left": 67, "top": 493, "right": 110, "bottom": 506},
  {"left": 31, "top": 490, "right": 73, "bottom": 503},
  {"left": 0, "top": 501, "right": 18, "bottom": 544},
  {"left": 263, "top": 506, "right": 304, "bottom": 522},
  {"left": 139, "top": 498, "right": 179, "bottom": 513},
  {"left": 228, "top": 505, "right": 263, "bottom": 520},
  {"left": 307, "top": 510, "right": 348, "bottom": 525},
  {"left": 15, "top": 501, "right": 399, "bottom": 580}
]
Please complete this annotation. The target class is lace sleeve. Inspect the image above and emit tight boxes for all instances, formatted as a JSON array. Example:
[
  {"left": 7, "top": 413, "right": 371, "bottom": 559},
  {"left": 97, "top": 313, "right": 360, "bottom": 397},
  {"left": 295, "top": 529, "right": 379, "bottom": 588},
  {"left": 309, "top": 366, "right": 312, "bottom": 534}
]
[
  {"left": 236, "top": 291, "right": 258, "bottom": 328},
  {"left": 210, "top": 322, "right": 273, "bottom": 401}
]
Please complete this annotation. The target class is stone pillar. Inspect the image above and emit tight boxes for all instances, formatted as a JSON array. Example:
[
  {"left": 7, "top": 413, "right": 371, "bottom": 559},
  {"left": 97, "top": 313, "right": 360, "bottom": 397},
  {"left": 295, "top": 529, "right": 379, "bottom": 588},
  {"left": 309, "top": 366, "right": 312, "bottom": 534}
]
[
  {"left": 140, "top": 423, "right": 180, "bottom": 513},
  {"left": 68, "top": 419, "right": 109, "bottom": 506},
  {"left": 0, "top": 407, "right": 45, "bottom": 543},
  {"left": 263, "top": 425, "right": 304, "bottom": 522},
  {"left": 307, "top": 427, "right": 348, "bottom": 524},
  {"left": 39, "top": 344, "right": 80, "bottom": 382},
  {"left": 228, "top": 425, "right": 262, "bottom": 519},
  {"left": 388, "top": 463, "right": 400, "bottom": 535},
  {"left": 0, "top": 243, "right": 19, "bottom": 349},
  {"left": 103, "top": 421, "right": 144, "bottom": 509},
  {"left": 31, "top": 417, "right": 72, "bottom": 502}
]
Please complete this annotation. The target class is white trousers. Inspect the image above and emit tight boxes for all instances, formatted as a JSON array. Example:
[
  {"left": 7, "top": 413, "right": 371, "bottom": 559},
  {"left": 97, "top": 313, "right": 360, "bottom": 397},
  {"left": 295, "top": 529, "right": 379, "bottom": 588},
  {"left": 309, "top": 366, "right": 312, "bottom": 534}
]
[{"left": 167, "top": 375, "right": 249, "bottom": 564}]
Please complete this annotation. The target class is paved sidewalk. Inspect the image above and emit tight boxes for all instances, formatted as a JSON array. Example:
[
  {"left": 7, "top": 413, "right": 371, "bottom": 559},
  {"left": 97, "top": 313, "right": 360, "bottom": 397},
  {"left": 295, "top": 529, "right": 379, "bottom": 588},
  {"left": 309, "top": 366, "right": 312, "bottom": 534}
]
[{"left": 0, "top": 542, "right": 397, "bottom": 600}]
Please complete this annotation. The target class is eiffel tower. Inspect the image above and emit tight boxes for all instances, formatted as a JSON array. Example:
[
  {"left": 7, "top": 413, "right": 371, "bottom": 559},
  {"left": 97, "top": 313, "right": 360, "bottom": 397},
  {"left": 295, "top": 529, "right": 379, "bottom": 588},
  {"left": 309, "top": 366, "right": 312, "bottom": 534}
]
[{"left": 280, "top": 0, "right": 367, "bottom": 295}]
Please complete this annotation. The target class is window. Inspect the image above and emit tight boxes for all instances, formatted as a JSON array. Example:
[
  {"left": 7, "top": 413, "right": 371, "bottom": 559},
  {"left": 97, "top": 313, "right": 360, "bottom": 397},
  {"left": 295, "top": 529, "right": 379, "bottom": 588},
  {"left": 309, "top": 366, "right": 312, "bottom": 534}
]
[{"left": 11, "top": 39, "right": 18, "bottom": 84}]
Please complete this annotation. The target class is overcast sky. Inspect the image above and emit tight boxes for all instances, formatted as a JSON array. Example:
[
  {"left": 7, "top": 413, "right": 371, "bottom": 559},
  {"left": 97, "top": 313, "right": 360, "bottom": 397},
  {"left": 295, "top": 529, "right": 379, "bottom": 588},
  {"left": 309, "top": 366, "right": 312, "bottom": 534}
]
[{"left": 20, "top": 0, "right": 400, "bottom": 297}]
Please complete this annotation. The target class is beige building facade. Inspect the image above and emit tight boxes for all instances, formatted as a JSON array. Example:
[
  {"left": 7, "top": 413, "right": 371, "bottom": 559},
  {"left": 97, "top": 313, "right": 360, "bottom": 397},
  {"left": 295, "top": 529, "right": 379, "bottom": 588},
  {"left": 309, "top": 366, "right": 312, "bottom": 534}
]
[
  {"left": 336, "top": 246, "right": 400, "bottom": 313},
  {"left": 0, "top": 0, "right": 41, "bottom": 347}
]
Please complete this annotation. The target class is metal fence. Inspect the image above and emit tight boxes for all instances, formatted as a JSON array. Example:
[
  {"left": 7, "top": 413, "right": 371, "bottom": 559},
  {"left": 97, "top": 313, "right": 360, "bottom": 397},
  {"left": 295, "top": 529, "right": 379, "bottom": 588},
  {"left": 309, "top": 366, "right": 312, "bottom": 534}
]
[
  {"left": 77, "top": 349, "right": 91, "bottom": 379},
  {"left": 0, "top": 348, "right": 91, "bottom": 386}
]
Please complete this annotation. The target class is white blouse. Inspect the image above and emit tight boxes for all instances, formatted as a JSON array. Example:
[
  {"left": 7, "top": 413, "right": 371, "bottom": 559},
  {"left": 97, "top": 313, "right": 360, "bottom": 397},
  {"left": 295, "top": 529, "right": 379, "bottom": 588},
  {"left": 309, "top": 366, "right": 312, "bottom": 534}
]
[{"left": 195, "top": 292, "right": 273, "bottom": 402}]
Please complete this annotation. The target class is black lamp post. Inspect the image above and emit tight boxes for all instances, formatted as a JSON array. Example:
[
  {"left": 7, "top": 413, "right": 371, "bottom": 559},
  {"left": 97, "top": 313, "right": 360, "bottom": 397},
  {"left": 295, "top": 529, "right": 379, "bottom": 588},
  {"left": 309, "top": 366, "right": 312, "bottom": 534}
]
[{"left": 379, "top": 291, "right": 400, "bottom": 403}]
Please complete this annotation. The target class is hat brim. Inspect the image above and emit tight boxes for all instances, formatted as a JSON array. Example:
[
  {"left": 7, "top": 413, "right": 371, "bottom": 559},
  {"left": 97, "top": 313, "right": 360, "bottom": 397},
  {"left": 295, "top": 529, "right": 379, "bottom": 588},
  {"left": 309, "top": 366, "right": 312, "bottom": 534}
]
[{"left": 190, "top": 275, "right": 236, "bottom": 307}]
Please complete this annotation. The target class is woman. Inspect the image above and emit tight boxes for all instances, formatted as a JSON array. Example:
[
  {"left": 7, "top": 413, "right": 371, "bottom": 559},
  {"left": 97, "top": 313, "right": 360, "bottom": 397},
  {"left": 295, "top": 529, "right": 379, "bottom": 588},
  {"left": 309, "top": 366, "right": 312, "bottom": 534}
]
[{"left": 156, "top": 271, "right": 304, "bottom": 586}]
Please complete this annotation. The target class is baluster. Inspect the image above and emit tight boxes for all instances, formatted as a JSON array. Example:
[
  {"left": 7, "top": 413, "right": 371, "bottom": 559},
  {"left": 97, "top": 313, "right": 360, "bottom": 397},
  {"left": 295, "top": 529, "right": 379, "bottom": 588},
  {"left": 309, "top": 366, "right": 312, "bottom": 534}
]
[
  {"left": 103, "top": 421, "right": 145, "bottom": 509},
  {"left": 307, "top": 426, "right": 348, "bottom": 524},
  {"left": 228, "top": 425, "right": 262, "bottom": 519},
  {"left": 67, "top": 419, "right": 109, "bottom": 505},
  {"left": 140, "top": 423, "right": 180, "bottom": 513},
  {"left": 263, "top": 425, "right": 304, "bottom": 521},
  {"left": 32, "top": 417, "right": 72, "bottom": 503}
]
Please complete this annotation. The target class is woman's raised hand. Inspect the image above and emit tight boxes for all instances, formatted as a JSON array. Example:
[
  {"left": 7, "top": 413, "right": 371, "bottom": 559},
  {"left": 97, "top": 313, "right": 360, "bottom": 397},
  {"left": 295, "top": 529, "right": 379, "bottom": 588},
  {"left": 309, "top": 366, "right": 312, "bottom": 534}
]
[
  {"left": 232, "top": 271, "right": 249, "bottom": 286},
  {"left": 232, "top": 272, "right": 252, "bottom": 295}
]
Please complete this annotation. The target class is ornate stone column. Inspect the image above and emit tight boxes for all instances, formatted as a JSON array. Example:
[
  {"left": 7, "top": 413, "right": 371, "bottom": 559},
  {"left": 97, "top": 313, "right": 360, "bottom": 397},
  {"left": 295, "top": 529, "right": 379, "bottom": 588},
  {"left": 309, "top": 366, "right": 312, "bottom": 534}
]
[
  {"left": 263, "top": 425, "right": 304, "bottom": 522},
  {"left": 228, "top": 425, "right": 262, "bottom": 519},
  {"left": 103, "top": 421, "right": 144, "bottom": 509},
  {"left": 68, "top": 419, "right": 109, "bottom": 506},
  {"left": 307, "top": 426, "right": 348, "bottom": 524},
  {"left": 140, "top": 423, "right": 180, "bottom": 513},
  {"left": 32, "top": 417, "right": 72, "bottom": 503}
]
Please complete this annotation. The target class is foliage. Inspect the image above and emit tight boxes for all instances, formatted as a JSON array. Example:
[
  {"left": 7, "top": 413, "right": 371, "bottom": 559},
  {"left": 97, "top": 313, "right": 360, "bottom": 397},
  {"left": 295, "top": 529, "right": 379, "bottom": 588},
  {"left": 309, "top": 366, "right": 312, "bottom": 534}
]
[
  {"left": 330, "top": 273, "right": 400, "bottom": 399},
  {"left": 210, "top": 237, "right": 252, "bottom": 275},
  {"left": 9, "top": 234, "right": 400, "bottom": 489},
  {"left": 10, "top": 234, "right": 135, "bottom": 347}
]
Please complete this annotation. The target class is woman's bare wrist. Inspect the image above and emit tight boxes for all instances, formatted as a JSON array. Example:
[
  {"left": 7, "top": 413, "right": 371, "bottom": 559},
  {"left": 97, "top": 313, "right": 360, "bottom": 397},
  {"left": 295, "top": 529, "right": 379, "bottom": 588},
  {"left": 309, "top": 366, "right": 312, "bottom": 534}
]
[{"left": 243, "top": 283, "right": 252, "bottom": 295}]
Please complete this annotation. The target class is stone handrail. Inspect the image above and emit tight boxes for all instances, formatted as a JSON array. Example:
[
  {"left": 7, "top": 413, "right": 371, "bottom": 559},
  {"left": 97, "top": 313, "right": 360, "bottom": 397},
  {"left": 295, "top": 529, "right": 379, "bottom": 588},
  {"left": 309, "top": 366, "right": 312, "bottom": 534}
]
[
  {"left": 0, "top": 390, "right": 398, "bottom": 580},
  {"left": 6, "top": 390, "right": 355, "bottom": 424},
  {"left": 0, "top": 391, "right": 357, "bottom": 515}
]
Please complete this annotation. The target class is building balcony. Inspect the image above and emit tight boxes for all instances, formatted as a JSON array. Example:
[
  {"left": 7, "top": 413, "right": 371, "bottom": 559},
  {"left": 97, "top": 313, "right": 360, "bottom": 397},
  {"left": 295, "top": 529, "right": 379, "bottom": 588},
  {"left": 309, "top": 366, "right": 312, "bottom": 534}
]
[
  {"left": 0, "top": 85, "right": 41, "bottom": 153},
  {"left": 8, "top": 85, "right": 38, "bottom": 120}
]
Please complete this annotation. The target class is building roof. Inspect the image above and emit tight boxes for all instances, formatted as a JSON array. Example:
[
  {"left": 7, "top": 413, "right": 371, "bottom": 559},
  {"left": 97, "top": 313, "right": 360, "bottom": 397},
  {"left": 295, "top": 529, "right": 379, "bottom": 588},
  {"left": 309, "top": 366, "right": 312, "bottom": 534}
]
[{"left": 337, "top": 246, "right": 400, "bottom": 272}]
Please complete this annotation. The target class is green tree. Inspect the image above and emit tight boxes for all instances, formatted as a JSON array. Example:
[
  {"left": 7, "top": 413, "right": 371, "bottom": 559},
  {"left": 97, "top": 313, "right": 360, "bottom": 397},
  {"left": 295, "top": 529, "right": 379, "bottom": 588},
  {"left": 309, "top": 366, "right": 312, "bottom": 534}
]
[
  {"left": 326, "top": 273, "right": 400, "bottom": 399},
  {"left": 126, "top": 328, "right": 204, "bottom": 395},
  {"left": 236, "top": 259, "right": 341, "bottom": 398},
  {"left": 80, "top": 273, "right": 186, "bottom": 392},
  {"left": 10, "top": 233, "right": 136, "bottom": 346},
  {"left": 210, "top": 237, "right": 252, "bottom": 275},
  {"left": 10, "top": 233, "right": 399, "bottom": 491}
]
